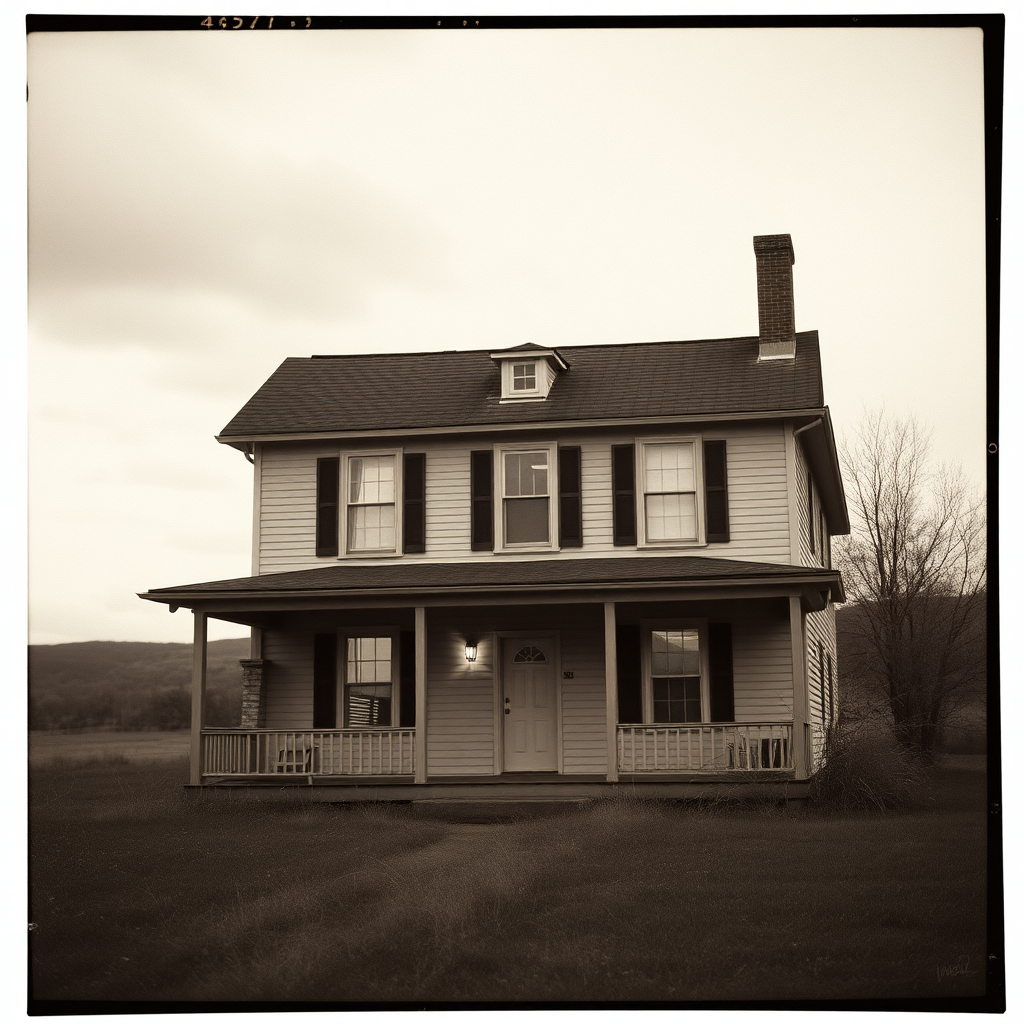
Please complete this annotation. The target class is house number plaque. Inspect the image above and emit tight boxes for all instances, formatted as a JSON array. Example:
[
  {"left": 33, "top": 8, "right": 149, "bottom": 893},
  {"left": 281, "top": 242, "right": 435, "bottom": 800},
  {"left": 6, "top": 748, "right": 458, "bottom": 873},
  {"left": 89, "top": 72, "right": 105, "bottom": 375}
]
[{"left": 562, "top": 671, "right": 574, "bottom": 679}]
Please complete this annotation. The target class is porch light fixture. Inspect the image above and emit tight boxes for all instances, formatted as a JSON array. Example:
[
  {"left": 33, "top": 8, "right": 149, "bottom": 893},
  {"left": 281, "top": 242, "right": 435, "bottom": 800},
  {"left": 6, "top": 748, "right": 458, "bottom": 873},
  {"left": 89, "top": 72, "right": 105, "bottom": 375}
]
[{"left": 465, "top": 643, "right": 478, "bottom": 662}]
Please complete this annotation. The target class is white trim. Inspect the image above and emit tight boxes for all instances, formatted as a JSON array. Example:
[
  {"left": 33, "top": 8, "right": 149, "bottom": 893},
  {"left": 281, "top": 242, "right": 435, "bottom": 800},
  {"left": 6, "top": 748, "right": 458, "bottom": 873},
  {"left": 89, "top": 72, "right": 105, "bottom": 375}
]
[
  {"left": 251, "top": 443, "right": 262, "bottom": 575},
  {"left": 335, "top": 628, "right": 402, "bottom": 730},
  {"left": 340, "top": 448, "right": 403, "bottom": 557},
  {"left": 635, "top": 435, "right": 706, "bottom": 549},
  {"left": 493, "top": 442, "right": 560, "bottom": 553},
  {"left": 639, "top": 618, "right": 710, "bottom": 725},
  {"left": 217, "top": 407, "right": 828, "bottom": 446},
  {"left": 604, "top": 602, "right": 618, "bottom": 783}
]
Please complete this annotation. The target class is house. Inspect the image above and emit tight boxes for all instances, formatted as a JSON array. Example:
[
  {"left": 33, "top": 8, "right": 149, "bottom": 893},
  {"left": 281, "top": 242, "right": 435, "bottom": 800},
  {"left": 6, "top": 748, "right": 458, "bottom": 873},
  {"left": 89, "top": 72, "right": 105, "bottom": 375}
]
[{"left": 140, "top": 233, "right": 848, "bottom": 800}]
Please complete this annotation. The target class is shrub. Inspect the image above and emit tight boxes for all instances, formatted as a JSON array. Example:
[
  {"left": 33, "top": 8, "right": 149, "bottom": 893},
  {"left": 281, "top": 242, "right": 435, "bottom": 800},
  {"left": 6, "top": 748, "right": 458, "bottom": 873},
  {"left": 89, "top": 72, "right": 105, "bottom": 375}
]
[{"left": 808, "top": 722, "right": 927, "bottom": 812}]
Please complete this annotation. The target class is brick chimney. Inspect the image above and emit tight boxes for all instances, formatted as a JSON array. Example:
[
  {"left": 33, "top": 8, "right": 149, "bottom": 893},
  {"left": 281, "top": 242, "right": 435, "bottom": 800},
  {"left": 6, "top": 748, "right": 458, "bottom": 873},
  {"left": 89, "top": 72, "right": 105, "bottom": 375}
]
[{"left": 753, "top": 233, "right": 796, "bottom": 360}]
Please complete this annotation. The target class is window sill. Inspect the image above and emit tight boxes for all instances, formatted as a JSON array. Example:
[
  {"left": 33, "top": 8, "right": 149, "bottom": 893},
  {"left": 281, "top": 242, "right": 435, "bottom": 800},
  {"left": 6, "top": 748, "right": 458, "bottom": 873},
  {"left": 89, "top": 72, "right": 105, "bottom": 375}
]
[
  {"left": 494, "top": 545, "right": 561, "bottom": 555},
  {"left": 636, "top": 541, "right": 707, "bottom": 551}
]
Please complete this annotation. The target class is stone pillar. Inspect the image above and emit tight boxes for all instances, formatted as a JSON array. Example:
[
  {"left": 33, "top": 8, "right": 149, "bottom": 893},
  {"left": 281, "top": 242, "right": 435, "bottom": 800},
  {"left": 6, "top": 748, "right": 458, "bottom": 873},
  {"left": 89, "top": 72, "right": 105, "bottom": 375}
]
[{"left": 239, "top": 659, "right": 266, "bottom": 729}]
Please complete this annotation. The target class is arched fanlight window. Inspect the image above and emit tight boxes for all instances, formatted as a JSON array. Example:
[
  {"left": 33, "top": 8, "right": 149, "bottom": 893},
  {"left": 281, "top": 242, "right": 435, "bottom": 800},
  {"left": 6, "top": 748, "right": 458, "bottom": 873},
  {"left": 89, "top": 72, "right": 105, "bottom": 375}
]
[{"left": 513, "top": 646, "right": 547, "bottom": 664}]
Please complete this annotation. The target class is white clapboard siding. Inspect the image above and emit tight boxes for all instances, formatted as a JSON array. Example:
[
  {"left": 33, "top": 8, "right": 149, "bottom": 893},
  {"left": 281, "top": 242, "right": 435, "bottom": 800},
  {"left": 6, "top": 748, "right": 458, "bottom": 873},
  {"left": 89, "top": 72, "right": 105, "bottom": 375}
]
[
  {"left": 426, "top": 629, "right": 495, "bottom": 775},
  {"left": 258, "top": 445, "right": 320, "bottom": 573},
  {"left": 732, "top": 616, "right": 794, "bottom": 722},
  {"left": 559, "top": 627, "right": 609, "bottom": 774},
  {"left": 254, "top": 424, "right": 795, "bottom": 573},
  {"left": 423, "top": 445, "right": 472, "bottom": 558},
  {"left": 261, "top": 630, "right": 314, "bottom": 728}
]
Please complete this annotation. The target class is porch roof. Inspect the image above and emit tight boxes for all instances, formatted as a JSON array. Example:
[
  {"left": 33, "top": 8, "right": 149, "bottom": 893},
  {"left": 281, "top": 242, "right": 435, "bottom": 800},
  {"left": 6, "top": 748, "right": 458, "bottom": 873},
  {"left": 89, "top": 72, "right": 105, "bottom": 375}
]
[{"left": 141, "top": 555, "right": 844, "bottom": 606}]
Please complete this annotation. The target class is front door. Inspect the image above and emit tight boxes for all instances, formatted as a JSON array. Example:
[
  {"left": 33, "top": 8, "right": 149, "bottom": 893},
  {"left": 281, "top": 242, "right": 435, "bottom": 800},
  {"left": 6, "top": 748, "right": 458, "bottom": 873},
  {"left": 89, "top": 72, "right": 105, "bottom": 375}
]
[{"left": 503, "top": 638, "right": 558, "bottom": 772}]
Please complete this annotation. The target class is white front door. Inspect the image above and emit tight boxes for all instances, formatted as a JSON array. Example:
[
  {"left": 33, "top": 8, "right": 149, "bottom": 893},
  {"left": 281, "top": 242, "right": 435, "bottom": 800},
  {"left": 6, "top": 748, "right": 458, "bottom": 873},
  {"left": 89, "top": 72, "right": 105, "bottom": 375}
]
[{"left": 503, "top": 638, "right": 558, "bottom": 772}]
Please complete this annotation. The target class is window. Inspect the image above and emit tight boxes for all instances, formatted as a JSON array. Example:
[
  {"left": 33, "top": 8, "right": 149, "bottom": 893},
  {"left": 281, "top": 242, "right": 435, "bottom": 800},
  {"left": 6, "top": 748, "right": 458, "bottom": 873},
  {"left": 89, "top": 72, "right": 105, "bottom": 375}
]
[
  {"left": 640, "top": 440, "right": 700, "bottom": 544},
  {"left": 344, "top": 452, "right": 400, "bottom": 554},
  {"left": 643, "top": 623, "right": 708, "bottom": 723},
  {"left": 512, "top": 362, "right": 538, "bottom": 392},
  {"left": 651, "top": 629, "right": 702, "bottom": 722},
  {"left": 344, "top": 636, "right": 394, "bottom": 727},
  {"left": 497, "top": 445, "right": 558, "bottom": 549}
]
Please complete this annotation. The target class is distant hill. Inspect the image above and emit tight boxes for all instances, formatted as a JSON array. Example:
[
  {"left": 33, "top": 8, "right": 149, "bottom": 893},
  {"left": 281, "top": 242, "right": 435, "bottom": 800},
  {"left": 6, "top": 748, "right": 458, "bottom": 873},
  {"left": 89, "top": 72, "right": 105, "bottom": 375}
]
[{"left": 29, "top": 638, "right": 250, "bottom": 731}]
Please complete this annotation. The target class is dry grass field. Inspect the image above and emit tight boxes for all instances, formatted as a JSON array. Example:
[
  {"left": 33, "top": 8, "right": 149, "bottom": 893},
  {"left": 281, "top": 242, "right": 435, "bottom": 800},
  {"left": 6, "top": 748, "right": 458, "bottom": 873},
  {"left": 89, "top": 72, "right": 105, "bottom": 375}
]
[{"left": 28, "top": 745, "right": 993, "bottom": 1008}]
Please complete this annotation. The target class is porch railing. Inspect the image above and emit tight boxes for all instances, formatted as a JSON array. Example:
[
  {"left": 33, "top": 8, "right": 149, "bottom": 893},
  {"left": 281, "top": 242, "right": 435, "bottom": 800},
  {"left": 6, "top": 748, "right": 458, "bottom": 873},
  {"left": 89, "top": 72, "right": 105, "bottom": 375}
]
[
  {"left": 618, "top": 722, "right": 793, "bottom": 773},
  {"left": 201, "top": 729, "right": 416, "bottom": 777}
]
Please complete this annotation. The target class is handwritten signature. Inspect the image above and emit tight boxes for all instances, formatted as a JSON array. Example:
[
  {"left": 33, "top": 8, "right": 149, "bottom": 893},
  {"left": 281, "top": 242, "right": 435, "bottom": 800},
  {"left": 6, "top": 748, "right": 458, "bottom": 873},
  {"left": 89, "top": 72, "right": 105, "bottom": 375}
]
[{"left": 936, "top": 956, "right": 977, "bottom": 982}]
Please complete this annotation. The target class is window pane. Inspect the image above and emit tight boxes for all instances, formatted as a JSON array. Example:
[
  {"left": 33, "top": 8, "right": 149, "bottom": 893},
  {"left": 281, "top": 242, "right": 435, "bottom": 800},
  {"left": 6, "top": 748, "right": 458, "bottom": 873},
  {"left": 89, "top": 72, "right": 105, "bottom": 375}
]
[
  {"left": 645, "top": 493, "right": 697, "bottom": 541},
  {"left": 347, "top": 637, "right": 393, "bottom": 687},
  {"left": 348, "top": 504, "right": 396, "bottom": 551},
  {"left": 350, "top": 456, "right": 395, "bottom": 504},
  {"left": 644, "top": 444, "right": 694, "bottom": 493},
  {"left": 651, "top": 629, "right": 699, "bottom": 676},
  {"left": 512, "top": 363, "right": 537, "bottom": 390},
  {"left": 504, "top": 452, "right": 548, "bottom": 497},
  {"left": 505, "top": 497, "right": 549, "bottom": 544},
  {"left": 652, "top": 677, "right": 701, "bottom": 723},
  {"left": 345, "top": 684, "right": 392, "bottom": 727}
]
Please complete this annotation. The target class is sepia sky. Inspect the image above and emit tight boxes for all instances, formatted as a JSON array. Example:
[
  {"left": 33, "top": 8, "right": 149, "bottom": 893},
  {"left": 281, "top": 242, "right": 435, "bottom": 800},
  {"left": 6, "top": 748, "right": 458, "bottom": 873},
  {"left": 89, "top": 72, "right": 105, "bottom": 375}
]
[{"left": 27, "top": 21, "right": 991, "bottom": 645}]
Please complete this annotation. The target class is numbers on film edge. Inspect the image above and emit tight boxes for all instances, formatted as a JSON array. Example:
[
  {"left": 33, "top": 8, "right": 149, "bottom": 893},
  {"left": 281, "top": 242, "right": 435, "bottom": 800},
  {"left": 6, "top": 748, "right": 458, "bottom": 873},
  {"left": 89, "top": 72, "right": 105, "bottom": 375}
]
[{"left": 201, "top": 16, "right": 312, "bottom": 29}]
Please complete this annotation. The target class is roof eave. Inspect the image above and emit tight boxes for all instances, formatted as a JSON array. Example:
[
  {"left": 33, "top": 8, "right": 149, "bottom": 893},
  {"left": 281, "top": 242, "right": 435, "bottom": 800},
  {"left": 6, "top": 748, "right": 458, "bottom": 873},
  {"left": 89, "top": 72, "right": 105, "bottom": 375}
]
[{"left": 215, "top": 406, "right": 831, "bottom": 448}]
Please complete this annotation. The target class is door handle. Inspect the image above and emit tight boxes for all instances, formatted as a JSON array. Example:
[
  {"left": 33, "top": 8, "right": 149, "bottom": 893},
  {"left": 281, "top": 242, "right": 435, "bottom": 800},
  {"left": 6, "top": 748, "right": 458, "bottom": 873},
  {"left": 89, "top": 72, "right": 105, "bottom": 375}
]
[{"left": 504, "top": 708, "right": 510, "bottom": 715}]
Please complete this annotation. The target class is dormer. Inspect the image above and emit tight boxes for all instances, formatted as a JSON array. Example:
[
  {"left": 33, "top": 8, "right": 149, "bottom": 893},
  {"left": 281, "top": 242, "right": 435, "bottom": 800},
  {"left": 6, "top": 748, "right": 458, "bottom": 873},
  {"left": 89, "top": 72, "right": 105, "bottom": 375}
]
[{"left": 490, "top": 343, "right": 569, "bottom": 402}]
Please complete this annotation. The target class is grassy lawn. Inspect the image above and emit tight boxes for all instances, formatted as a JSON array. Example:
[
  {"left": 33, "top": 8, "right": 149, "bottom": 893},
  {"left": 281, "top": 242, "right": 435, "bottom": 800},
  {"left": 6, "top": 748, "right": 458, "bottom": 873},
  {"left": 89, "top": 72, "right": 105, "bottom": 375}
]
[{"left": 29, "top": 752, "right": 990, "bottom": 1005}]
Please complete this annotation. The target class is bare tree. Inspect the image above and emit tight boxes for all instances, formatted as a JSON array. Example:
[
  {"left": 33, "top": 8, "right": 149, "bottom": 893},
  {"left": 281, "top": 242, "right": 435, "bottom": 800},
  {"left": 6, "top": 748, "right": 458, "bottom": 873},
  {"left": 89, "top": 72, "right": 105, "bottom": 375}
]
[{"left": 836, "top": 412, "right": 986, "bottom": 758}]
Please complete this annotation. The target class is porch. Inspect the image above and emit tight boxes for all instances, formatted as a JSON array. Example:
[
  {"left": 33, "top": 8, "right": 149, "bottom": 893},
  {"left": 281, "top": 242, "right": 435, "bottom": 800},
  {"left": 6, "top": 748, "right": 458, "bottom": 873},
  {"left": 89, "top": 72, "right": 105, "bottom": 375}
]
[{"left": 138, "top": 554, "right": 842, "bottom": 796}]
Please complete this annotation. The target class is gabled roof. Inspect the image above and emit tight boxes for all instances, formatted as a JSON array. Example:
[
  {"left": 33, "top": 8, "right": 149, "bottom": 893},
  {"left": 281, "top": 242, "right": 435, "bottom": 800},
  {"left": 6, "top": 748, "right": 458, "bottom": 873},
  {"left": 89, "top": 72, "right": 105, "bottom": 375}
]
[
  {"left": 217, "top": 332, "right": 825, "bottom": 441},
  {"left": 141, "top": 555, "right": 844, "bottom": 605}
]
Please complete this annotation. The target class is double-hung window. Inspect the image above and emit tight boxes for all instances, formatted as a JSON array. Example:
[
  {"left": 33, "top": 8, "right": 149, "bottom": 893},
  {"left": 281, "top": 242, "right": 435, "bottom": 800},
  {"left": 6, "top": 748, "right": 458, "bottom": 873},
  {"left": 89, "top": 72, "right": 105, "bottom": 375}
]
[
  {"left": 497, "top": 445, "right": 558, "bottom": 549},
  {"left": 640, "top": 439, "right": 701, "bottom": 545},
  {"left": 344, "top": 451, "right": 400, "bottom": 555},
  {"left": 648, "top": 626, "right": 705, "bottom": 723},
  {"left": 343, "top": 636, "right": 395, "bottom": 727}
]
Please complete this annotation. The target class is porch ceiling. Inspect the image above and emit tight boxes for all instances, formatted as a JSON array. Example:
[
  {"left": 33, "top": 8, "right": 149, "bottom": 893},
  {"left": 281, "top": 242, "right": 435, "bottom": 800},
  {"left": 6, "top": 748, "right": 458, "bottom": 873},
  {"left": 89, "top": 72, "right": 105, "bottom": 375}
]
[{"left": 140, "top": 555, "right": 843, "bottom": 621}]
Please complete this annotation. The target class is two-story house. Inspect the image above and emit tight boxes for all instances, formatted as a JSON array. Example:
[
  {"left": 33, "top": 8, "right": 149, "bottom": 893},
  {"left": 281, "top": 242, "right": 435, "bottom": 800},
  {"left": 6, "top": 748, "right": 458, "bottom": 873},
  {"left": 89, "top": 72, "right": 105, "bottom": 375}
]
[{"left": 141, "top": 233, "right": 848, "bottom": 799}]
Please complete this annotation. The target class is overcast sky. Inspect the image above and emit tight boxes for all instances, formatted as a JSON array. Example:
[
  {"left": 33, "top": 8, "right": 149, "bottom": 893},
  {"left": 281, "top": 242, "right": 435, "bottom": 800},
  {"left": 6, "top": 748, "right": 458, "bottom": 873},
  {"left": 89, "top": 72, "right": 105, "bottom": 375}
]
[{"left": 27, "top": 22, "right": 991, "bottom": 645}]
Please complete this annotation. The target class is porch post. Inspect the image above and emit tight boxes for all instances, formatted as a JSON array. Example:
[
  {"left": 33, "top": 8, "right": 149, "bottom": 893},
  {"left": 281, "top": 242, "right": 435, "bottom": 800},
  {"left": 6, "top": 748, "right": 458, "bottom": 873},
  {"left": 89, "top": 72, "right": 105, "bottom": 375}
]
[
  {"left": 189, "top": 609, "right": 208, "bottom": 786},
  {"left": 604, "top": 602, "right": 619, "bottom": 783},
  {"left": 789, "top": 596, "right": 808, "bottom": 780},
  {"left": 414, "top": 606, "right": 427, "bottom": 784}
]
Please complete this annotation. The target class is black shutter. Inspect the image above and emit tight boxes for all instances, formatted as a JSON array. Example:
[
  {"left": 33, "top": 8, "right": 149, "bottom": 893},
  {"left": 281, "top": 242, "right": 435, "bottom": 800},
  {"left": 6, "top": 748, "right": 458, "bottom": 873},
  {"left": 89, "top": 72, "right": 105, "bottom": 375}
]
[
  {"left": 707, "top": 623, "right": 735, "bottom": 722},
  {"left": 399, "top": 631, "right": 416, "bottom": 728},
  {"left": 616, "top": 624, "right": 643, "bottom": 724},
  {"left": 558, "top": 446, "right": 583, "bottom": 547},
  {"left": 403, "top": 453, "right": 426, "bottom": 553},
  {"left": 703, "top": 440, "right": 730, "bottom": 543},
  {"left": 312, "top": 633, "right": 337, "bottom": 728},
  {"left": 470, "top": 450, "right": 494, "bottom": 551},
  {"left": 611, "top": 445, "right": 636, "bottom": 546},
  {"left": 315, "top": 457, "right": 340, "bottom": 557}
]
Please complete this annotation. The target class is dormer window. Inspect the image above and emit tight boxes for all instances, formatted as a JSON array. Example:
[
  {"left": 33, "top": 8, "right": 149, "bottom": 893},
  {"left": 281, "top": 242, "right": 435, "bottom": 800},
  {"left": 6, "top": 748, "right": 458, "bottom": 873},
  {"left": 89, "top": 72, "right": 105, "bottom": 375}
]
[
  {"left": 512, "top": 362, "right": 538, "bottom": 393},
  {"left": 491, "top": 345, "right": 569, "bottom": 402}
]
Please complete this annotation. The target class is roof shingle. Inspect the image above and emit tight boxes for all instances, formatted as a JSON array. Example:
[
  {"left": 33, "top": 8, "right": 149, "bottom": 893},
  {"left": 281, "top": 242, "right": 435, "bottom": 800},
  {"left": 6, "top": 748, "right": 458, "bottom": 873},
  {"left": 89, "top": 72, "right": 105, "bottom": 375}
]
[{"left": 218, "top": 333, "right": 824, "bottom": 438}]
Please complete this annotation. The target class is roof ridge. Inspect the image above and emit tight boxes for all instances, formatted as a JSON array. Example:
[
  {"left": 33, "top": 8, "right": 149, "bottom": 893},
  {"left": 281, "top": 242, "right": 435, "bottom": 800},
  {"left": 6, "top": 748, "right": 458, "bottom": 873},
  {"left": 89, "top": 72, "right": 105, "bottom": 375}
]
[{"left": 304, "top": 332, "right": 820, "bottom": 361}]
